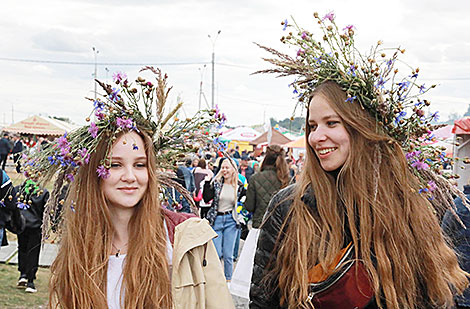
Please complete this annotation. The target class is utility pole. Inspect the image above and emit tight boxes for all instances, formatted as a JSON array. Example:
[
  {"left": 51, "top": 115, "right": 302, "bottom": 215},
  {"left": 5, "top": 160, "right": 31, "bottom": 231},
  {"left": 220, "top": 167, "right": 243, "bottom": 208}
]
[
  {"left": 208, "top": 30, "right": 221, "bottom": 110},
  {"left": 92, "top": 47, "right": 99, "bottom": 100}
]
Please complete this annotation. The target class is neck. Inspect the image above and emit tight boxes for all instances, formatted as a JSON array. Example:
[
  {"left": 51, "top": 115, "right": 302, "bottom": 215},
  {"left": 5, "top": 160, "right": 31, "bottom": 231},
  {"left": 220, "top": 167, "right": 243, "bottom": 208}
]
[{"left": 109, "top": 207, "right": 134, "bottom": 254}]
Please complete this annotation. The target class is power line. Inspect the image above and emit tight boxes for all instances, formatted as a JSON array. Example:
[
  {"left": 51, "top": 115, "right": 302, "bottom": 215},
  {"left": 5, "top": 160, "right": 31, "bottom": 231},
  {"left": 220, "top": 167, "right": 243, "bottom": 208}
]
[{"left": 0, "top": 57, "right": 210, "bottom": 66}]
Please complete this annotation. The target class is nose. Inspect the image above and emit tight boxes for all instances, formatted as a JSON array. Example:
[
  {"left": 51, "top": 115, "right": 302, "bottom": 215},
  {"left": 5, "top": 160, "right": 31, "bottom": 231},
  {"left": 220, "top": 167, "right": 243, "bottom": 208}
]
[
  {"left": 121, "top": 166, "right": 137, "bottom": 182},
  {"left": 309, "top": 126, "right": 327, "bottom": 145}
]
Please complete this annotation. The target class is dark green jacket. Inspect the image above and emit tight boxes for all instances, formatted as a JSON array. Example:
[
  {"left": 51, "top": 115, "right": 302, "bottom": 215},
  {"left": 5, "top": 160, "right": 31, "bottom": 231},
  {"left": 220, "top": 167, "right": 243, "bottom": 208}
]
[{"left": 245, "top": 166, "right": 283, "bottom": 228}]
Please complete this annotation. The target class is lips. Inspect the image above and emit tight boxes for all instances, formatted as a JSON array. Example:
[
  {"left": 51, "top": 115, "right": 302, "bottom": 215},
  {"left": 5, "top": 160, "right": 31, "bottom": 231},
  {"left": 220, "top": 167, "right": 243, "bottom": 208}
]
[{"left": 118, "top": 187, "right": 138, "bottom": 193}]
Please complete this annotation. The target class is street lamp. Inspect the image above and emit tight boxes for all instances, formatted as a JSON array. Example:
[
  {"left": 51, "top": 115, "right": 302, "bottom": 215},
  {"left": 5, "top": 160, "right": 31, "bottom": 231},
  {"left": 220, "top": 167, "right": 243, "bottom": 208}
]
[
  {"left": 92, "top": 47, "right": 99, "bottom": 100},
  {"left": 208, "top": 30, "right": 221, "bottom": 110}
]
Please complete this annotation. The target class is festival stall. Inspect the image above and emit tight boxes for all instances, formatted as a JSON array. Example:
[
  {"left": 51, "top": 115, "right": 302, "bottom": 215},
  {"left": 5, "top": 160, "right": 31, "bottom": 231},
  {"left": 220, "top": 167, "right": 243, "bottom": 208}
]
[
  {"left": 220, "top": 126, "right": 261, "bottom": 152},
  {"left": 2, "top": 115, "right": 78, "bottom": 136},
  {"left": 250, "top": 127, "right": 292, "bottom": 148},
  {"left": 452, "top": 117, "right": 470, "bottom": 189}
]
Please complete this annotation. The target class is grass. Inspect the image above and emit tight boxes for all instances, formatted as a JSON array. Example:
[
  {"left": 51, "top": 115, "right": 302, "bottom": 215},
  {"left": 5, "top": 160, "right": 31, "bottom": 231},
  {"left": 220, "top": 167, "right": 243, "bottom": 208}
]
[{"left": 0, "top": 263, "right": 50, "bottom": 308}]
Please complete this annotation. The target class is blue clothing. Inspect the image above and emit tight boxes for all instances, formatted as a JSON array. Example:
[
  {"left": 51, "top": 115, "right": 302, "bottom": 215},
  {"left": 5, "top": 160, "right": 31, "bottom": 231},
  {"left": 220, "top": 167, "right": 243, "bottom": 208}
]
[
  {"left": 441, "top": 186, "right": 470, "bottom": 307},
  {"left": 212, "top": 213, "right": 238, "bottom": 280}
]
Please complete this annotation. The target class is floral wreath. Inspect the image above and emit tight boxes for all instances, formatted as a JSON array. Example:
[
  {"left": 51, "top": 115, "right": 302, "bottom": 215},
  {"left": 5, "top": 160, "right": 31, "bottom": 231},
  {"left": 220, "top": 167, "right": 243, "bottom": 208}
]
[
  {"left": 20, "top": 67, "right": 226, "bottom": 239},
  {"left": 255, "top": 11, "right": 467, "bottom": 217}
]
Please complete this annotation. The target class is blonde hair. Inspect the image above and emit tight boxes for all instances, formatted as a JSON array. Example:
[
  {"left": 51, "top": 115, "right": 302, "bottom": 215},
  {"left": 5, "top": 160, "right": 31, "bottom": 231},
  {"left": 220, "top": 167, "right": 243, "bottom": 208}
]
[
  {"left": 49, "top": 129, "right": 172, "bottom": 308},
  {"left": 213, "top": 157, "right": 238, "bottom": 186},
  {"left": 269, "top": 81, "right": 467, "bottom": 308}
]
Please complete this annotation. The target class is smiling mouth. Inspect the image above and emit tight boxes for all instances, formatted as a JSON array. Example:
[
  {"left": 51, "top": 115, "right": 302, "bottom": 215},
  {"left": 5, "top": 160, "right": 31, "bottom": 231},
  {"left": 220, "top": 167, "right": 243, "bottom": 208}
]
[
  {"left": 317, "top": 147, "right": 337, "bottom": 155},
  {"left": 118, "top": 188, "right": 138, "bottom": 192}
]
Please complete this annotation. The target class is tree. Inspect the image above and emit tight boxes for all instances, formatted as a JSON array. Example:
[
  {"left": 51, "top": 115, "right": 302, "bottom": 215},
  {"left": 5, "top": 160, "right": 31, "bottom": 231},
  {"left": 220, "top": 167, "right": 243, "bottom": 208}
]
[
  {"left": 443, "top": 112, "right": 462, "bottom": 125},
  {"left": 464, "top": 104, "right": 470, "bottom": 117},
  {"left": 270, "top": 117, "right": 305, "bottom": 133}
]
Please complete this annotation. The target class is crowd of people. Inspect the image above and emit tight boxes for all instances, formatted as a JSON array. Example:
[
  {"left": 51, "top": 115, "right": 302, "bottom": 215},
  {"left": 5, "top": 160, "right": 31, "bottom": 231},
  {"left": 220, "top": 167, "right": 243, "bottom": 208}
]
[{"left": 2, "top": 10, "right": 470, "bottom": 309}]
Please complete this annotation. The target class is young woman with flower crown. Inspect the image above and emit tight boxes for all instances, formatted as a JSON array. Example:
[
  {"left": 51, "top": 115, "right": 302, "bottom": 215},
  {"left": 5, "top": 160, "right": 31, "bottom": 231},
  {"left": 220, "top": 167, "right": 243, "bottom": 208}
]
[
  {"left": 20, "top": 69, "right": 233, "bottom": 308},
  {"left": 249, "top": 12, "right": 468, "bottom": 309}
]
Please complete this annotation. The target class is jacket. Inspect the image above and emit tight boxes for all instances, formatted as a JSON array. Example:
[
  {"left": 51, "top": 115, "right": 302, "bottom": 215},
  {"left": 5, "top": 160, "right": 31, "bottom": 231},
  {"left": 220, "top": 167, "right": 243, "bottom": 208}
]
[
  {"left": 15, "top": 183, "right": 49, "bottom": 229},
  {"left": 166, "top": 209, "right": 234, "bottom": 309},
  {"left": 250, "top": 184, "right": 435, "bottom": 309},
  {"left": 203, "top": 178, "right": 246, "bottom": 225},
  {"left": 245, "top": 166, "right": 283, "bottom": 228},
  {"left": 441, "top": 185, "right": 470, "bottom": 307},
  {"left": 0, "top": 137, "right": 12, "bottom": 155},
  {"left": 239, "top": 165, "right": 254, "bottom": 182},
  {"left": 0, "top": 170, "right": 19, "bottom": 228}
]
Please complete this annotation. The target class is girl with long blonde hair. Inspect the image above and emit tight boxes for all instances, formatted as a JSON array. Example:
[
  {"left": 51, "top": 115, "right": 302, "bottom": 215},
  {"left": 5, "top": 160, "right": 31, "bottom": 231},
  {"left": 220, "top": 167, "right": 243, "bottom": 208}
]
[
  {"left": 203, "top": 157, "right": 246, "bottom": 282},
  {"left": 250, "top": 12, "right": 468, "bottom": 309},
  {"left": 20, "top": 68, "right": 233, "bottom": 308}
]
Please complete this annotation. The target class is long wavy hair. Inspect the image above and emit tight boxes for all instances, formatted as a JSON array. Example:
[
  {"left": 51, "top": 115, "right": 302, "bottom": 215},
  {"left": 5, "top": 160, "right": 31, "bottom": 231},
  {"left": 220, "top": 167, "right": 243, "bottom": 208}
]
[
  {"left": 260, "top": 144, "right": 289, "bottom": 188},
  {"left": 48, "top": 128, "right": 172, "bottom": 308},
  {"left": 213, "top": 157, "right": 238, "bottom": 186},
  {"left": 270, "top": 81, "right": 468, "bottom": 308}
]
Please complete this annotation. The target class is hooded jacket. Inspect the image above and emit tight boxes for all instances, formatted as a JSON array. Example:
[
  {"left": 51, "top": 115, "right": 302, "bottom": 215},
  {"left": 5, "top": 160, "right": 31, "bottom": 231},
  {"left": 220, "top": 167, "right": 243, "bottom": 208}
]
[{"left": 164, "top": 209, "right": 234, "bottom": 309}]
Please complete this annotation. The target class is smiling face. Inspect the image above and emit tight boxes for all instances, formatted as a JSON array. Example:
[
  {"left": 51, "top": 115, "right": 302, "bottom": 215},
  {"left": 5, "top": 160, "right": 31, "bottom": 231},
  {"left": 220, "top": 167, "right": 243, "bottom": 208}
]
[
  {"left": 220, "top": 159, "right": 235, "bottom": 179},
  {"left": 307, "top": 94, "right": 351, "bottom": 172},
  {"left": 101, "top": 131, "right": 149, "bottom": 210}
]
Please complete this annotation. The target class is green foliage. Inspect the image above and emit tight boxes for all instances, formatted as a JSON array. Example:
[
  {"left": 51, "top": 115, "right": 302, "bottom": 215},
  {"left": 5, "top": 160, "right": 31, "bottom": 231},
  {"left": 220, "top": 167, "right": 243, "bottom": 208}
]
[{"left": 270, "top": 117, "right": 305, "bottom": 133}]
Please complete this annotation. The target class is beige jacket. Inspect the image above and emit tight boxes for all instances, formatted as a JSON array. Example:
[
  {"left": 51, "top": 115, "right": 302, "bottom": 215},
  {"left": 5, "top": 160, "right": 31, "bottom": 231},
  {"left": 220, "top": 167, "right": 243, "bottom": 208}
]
[{"left": 172, "top": 217, "right": 235, "bottom": 309}]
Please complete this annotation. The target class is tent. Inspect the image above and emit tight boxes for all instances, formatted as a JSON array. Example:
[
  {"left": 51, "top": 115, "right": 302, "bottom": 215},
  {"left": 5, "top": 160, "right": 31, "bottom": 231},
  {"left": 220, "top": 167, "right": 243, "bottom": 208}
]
[
  {"left": 2, "top": 115, "right": 78, "bottom": 136},
  {"left": 283, "top": 136, "right": 306, "bottom": 148},
  {"left": 220, "top": 126, "right": 261, "bottom": 152},
  {"left": 452, "top": 117, "right": 470, "bottom": 189},
  {"left": 250, "top": 128, "right": 292, "bottom": 147}
]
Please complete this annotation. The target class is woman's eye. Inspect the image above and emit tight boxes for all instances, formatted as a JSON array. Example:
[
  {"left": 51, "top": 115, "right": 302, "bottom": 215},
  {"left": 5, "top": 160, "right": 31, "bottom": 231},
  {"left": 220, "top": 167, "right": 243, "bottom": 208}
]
[
  {"left": 136, "top": 163, "right": 146, "bottom": 168},
  {"left": 309, "top": 124, "right": 317, "bottom": 131},
  {"left": 110, "top": 163, "right": 121, "bottom": 168},
  {"left": 327, "top": 121, "right": 339, "bottom": 126}
]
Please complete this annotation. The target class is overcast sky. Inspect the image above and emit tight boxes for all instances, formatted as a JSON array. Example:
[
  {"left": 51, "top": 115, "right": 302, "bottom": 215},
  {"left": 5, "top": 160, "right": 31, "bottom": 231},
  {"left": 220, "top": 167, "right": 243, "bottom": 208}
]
[{"left": 1, "top": 0, "right": 469, "bottom": 128}]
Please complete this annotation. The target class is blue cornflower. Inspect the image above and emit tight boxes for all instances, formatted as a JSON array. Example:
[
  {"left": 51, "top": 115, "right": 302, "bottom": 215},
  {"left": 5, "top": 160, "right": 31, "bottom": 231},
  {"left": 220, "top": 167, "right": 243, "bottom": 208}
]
[
  {"left": 0, "top": 201, "right": 4, "bottom": 207},
  {"left": 48, "top": 156, "right": 56, "bottom": 165},
  {"left": 394, "top": 111, "right": 407, "bottom": 124},
  {"left": 386, "top": 59, "right": 394, "bottom": 69},
  {"left": 109, "top": 88, "right": 120, "bottom": 102},
  {"left": 93, "top": 100, "right": 104, "bottom": 111},
  {"left": 347, "top": 65, "right": 357, "bottom": 77},
  {"left": 282, "top": 19, "right": 288, "bottom": 31},
  {"left": 133, "top": 143, "right": 139, "bottom": 150},
  {"left": 313, "top": 56, "right": 323, "bottom": 64},
  {"left": 397, "top": 81, "right": 410, "bottom": 92},
  {"left": 410, "top": 73, "right": 419, "bottom": 79},
  {"left": 375, "top": 77, "right": 386, "bottom": 89},
  {"left": 419, "top": 84, "right": 426, "bottom": 94},
  {"left": 17, "top": 202, "right": 30, "bottom": 210},
  {"left": 345, "top": 96, "right": 356, "bottom": 103},
  {"left": 419, "top": 188, "right": 429, "bottom": 194},
  {"left": 293, "top": 89, "right": 298, "bottom": 95},
  {"left": 430, "top": 111, "right": 439, "bottom": 121}
]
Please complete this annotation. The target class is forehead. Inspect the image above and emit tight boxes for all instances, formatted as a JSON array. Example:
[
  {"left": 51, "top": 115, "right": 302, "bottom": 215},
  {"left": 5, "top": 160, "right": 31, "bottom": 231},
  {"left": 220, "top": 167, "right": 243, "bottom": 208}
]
[
  {"left": 111, "top": 131, "right": 147, "bottom": 158},
  {"left": 221, "top": 160, "right": 233, "bottom": 167},
  {"left": 308, "top": 95, "right": 339, "bottom": 121}
]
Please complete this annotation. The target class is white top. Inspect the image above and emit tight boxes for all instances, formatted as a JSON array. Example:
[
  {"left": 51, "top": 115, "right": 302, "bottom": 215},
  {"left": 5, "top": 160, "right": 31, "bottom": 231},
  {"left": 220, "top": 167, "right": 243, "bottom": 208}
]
[
  {"left": 107, "top": 220, "right": 173, "bottom": 309},
  {"left": 218, "top": 184, "right": 236, "bottom": 213}
]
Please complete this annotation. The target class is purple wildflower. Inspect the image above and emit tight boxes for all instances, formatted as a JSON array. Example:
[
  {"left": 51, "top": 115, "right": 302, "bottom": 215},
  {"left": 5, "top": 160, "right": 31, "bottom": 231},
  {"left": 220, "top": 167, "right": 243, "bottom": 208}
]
[
  {"left": 116, "top": 117, "right": 134, "bottom": 129},
  {"left": 57, "top": 133, "right": 68, "bottom": 149},
  {"left": 66, "top": 173, "right": 75, "bottom": 182},
  {"left": 419, "top": 84, "right": 426, "bottom": 94},
  {"left": 411, "top": 160, "right": 429, "bottom": 170},
  {"left": 78, "top": 148, "right": 90, "bottom": 164},
  {"left": 297, "top": 49, "right": 305, "bottom": 57},
  {"left": 88, "top": 122, "right": 99, "bottom": 138},
  {"left": 113, "top": 71, "right": 127, "bottom": 83},
  {"left": 301, "top": 31, "right": 308, "bottom": 39},
  {"left": 430, "top": 111, "right": 439, "bottom": 121},
  {"left": 343, "top": 25, "right": 354, "bottom": 31},
  {"left": 428, "top": 181, "right": 437, "bottom": 192},
  {"left": 345, "top": 96, "right": 356, "bottom": 103},
  {"left": 96, "top": 165, "right": 110, "bottom": 179},
  {"left": 95, "top": 111, "right": 105, "bottom": 121},
  {"left": 322, "top": 11, "right": 335, "bottom": 21}
]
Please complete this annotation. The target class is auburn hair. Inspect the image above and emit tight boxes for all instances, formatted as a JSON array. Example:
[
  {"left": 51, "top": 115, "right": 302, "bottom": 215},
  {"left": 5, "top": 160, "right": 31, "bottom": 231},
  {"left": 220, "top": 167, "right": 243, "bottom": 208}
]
[
  {"left": 261, "top": 144, "right": 289, "bottom": 188},
  {"left": 270, "top": 81, "right": 468, "bottom": 308},
  {"left": 48, "top": 128, "right": 172, "bottom": 308}
]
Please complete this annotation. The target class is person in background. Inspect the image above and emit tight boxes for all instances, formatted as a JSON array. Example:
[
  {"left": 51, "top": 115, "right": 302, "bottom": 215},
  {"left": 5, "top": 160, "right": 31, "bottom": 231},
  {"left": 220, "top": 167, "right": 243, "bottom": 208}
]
[
  {"left": 15, "top": 180, "right": 49, "bottom": 293},
  {"left": 190, "top": 157, "right": 199, "bottom": 171},
  {"left": 175, "top": 159, "right": 195, "bottom": 213},
  {"left": 192, "top": 158, "right": 214, "bottom": 219},
  {"left": 12, "top": 135, "right": 24, "bottom": 173},
  {"left": 442, "top": 184, "right": 470, "bottom": 308},
  {"left": 203, "top": 157, "right": 246, "bottom": 282},
  {"left": 0, "top": 133, "right": 12, "bottom": 170},
  {"left": 233, "top": 146, "right": 241, "bottom": 159},
  {"left": 239, "top": 155, "right": 254, "bottom": 182},
  {"left": 230, "top": 145, "right": 289, "bottom": 299}
]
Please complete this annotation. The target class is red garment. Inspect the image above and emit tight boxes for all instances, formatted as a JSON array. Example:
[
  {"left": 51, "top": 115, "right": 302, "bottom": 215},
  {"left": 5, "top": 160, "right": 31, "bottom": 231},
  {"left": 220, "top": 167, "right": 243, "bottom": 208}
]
[{"left": 162, "top": 208, "right": 196, "bottom": 245}]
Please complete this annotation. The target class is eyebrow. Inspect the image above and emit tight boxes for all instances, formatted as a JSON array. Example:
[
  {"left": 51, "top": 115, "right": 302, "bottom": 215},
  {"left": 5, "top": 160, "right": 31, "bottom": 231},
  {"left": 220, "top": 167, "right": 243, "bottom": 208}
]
[
  {"left": 111, "top": 155, "right": 147, "bottom": 160},
  {"left": 308, "top": 114, "right": 340, "bottom": 123}
]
